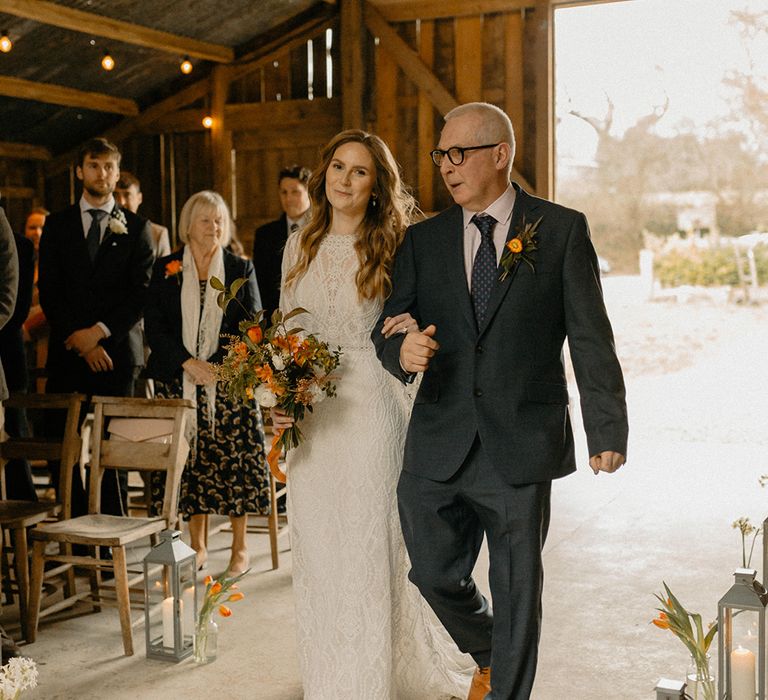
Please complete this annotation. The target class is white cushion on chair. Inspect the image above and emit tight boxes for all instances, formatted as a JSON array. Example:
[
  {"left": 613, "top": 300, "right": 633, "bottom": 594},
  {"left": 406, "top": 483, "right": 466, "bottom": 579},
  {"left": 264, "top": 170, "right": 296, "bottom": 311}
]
[{"left": 107, "top": 418, "right": 174, "bottom": 443}]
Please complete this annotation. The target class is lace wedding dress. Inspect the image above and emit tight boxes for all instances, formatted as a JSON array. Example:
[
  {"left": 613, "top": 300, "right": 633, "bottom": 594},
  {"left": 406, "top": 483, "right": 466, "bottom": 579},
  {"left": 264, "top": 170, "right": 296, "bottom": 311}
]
[{"left": 280, "top": 232, "right": 473, "bottom": 699}]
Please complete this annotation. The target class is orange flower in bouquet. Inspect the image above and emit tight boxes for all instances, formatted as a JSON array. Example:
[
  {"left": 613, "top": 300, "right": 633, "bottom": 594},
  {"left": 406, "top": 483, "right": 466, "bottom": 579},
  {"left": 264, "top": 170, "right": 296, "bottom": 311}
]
[{"left": 212, "top": 276, "right": 342, "bottom": 481}]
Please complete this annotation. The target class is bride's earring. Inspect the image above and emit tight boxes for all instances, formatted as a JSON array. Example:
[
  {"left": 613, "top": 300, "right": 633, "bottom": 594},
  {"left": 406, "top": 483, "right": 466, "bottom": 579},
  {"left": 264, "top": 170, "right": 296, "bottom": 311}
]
[{"left": 370, "top": 193, "right": 378, "bottom": 208}]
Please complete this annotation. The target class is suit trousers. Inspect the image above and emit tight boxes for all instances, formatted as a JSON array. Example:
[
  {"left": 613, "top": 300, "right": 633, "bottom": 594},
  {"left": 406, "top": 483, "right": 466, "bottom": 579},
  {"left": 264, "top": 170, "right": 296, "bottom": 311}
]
[{"left": 397, "top": 436, "right": 551, "bottom": 700}]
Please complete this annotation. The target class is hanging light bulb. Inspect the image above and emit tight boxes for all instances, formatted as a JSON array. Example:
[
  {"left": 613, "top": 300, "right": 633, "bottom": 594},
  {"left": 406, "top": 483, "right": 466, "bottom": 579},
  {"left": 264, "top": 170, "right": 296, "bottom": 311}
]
[
  {"left": 202, "top": 116, "right": 213, "bottom": 129},
  {"left": 0, "top": 31, "right": 12, "bottom": 53},
  {"left": 180, "top": 56, "right": 193, "bottom": 74},
  {"left": 101, "top": 50, "right": 115, "bottom": 71}
]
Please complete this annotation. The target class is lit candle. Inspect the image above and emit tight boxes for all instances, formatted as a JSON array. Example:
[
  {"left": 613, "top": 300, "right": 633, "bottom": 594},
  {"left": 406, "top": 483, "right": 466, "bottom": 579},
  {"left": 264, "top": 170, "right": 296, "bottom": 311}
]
[
  {"left": 731, "top": 646, "right": 755, "bottom": 700},
  {"left": 162, "top": 596, "right": 175, "bottom": 648},
  {"left": 182, "top": 586, "right": 195, "bottom": 638}
]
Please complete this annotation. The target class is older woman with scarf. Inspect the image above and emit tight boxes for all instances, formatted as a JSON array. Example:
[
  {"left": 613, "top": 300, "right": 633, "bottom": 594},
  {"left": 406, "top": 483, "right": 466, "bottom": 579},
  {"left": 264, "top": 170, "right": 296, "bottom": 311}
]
[{"left": 145, "top": 190, "right": 269, "bottom": 574}]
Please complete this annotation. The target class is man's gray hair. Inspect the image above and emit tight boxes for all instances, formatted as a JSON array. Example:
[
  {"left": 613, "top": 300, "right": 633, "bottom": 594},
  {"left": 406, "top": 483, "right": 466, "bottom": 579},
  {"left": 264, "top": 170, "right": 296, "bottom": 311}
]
[{"left": 444, "top": 102, "right": 516, "bottom": 173}]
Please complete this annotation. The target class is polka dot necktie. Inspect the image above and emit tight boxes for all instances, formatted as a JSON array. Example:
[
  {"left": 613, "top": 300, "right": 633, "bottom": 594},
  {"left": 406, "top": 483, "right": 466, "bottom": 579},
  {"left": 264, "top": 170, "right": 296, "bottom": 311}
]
[
  {"left": 470, "top": 213, "right": 497, "bottom": 327},
  {"left": 290, "top": 222, "right": 298, "bottom": 233},
  {"left": 86, "top": 209, "right": 106, "bottom": 262}
]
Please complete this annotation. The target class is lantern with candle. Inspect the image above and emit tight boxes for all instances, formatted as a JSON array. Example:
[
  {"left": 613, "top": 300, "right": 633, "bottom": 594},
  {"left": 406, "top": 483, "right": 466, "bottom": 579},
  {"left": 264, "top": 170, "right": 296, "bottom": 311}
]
[
  {"left": 143, "top": 529, "right": 198, "bottom": 662},
  {"left": 717, "top": 568, "right": 767, "bottom": 700}
]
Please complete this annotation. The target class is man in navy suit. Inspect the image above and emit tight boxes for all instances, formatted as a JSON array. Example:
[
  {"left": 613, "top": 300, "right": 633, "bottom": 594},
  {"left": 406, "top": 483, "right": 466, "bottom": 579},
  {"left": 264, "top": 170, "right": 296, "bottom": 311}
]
[
  {"left": 39, "top": 137, "right": 154, "bottom": 516},
  {"left": 251, "top": 164, "right": 311, "bottom": 321},
  {"left": 374, "top": 103, "right": 627, "bottom": 699}
]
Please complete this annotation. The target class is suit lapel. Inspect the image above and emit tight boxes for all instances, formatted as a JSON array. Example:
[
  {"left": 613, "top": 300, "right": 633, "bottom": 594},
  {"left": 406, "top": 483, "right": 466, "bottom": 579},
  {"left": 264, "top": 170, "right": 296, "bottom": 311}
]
[
  {"left": 477, "top": 184, "right": 539, "bottom": 335},
  {"left": 65, "top": 205, "right": 94, "bottom": 269}
]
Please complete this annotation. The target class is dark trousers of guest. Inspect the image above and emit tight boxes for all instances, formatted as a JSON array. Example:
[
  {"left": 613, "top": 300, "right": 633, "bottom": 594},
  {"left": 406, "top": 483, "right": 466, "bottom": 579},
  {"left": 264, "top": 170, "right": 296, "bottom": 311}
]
[
  {"left": 45, "top": 367, "right": 133, "bottom": 518},
  {"left": 397, "top": 436, "right": 551, "bottom": 700},
  {"left": 2, "top": 400, "right": 37, "bottom": 501}
]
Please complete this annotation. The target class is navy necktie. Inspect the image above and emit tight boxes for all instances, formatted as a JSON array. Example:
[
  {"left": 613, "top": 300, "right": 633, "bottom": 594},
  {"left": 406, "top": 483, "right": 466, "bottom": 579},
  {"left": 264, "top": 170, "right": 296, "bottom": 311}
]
[
  {"left": 470, "top": 213, "right": 497, "bottom": 326},
  {"left": 86, "top": 209, "right": 106, "bottom": 262}
]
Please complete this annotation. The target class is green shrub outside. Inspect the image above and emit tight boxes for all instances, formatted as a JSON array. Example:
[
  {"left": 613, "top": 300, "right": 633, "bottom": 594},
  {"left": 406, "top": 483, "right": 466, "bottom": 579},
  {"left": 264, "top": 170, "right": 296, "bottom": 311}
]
[{"left": 654, "top": 244, "right": 768, "bottom": 287}]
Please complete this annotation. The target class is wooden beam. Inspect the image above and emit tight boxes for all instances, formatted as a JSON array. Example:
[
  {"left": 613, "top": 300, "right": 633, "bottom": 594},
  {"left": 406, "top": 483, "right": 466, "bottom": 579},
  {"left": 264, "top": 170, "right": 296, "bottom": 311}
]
[
  {"left": 505, "top": 12, "right": 525, "bottom": 177},
  {"left": 2, "top": 0, "right": 233, "bottom": 63},
  {"left": 224, "top": 98, "right": 342, "bottom": 131},
  {"left": 341, "top": 0, "right": 365, "bottom": 129},
  {"left": 142, "top": 109, "right": 207, "bottom": 134},
  {"left": 211, "top": 65, "right": 234, "bottom": 208},
  {"left": 372, "top": 0, "right": 626, "bottom": 22},
  {"left": 46, "top": 78, "right": 210, "bottom": 176},
  {"left": 0, "top": 141, "right": 51, "bottom": 161},
  {"left": 454, "top": 17, "right": 483, "bottom": 104},
  {"left": 534, "top": 0, "right": 554, "bottom": 199},
  {"left": 0, "top": 186, "right": 36, "bottom": 199},
  {"left": 375, "top": 42, "right": 398, "bottom": 152},
  {"left": 230, "top": 4, "right": 338, "bottom": 83},
  {"left": 417, "top": 20, "right": 435, "bottom": 211},
  {"left": 0, "top": 75, "right": 138, "bottom": 116},
  {"left": 364, "top": 2, "right": 457, "bottom": 116},
  {"left": 374, "top": 0, "right": 531, "bottom": 22}
]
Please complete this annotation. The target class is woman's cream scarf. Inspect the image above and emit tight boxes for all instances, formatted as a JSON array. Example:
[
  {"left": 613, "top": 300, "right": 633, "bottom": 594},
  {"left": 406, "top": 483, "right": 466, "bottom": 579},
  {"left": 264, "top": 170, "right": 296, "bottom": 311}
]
[{"left": 181, "top": 244, "right": 224, "bottom": 438}]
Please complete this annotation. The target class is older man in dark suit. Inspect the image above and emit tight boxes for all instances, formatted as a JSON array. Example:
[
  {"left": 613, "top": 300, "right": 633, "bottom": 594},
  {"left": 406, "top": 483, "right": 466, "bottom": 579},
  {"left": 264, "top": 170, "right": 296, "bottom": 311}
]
[
  {"left": 252, "top": 164, "right": 311, "bottom": 321},
  {"left": 373, "top": 102, "right": 627, "bottom": 700},
  {"left": 39, "top": 137, "right": 154, "bottom": 517},
  {"left": 0, "top": 206, "right": 18, "bottom": 409}
]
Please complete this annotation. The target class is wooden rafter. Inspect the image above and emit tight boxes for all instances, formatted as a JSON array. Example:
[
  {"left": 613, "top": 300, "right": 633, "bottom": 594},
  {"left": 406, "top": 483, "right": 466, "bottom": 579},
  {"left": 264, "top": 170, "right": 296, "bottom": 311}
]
[
  {"left": 2, "top": 0, "right": 234, "bottom": 63},
  {"left": 364, "top": 1, "right": 535, "bottom": 193},
  {"left": 0, "top": 75, "right": 138, "bottom": 116},
  {"left": 371, "top": 0, "right": 624, "bottom": 21},
  {"left": 0, "top": 141, "right": 51, "bottom": 161}
]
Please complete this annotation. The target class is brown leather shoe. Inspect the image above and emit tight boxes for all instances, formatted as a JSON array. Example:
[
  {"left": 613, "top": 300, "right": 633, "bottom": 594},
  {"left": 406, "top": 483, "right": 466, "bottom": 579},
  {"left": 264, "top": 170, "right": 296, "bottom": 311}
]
[{"left": 467, "top": 666, "right": 491, "bottom": 700}]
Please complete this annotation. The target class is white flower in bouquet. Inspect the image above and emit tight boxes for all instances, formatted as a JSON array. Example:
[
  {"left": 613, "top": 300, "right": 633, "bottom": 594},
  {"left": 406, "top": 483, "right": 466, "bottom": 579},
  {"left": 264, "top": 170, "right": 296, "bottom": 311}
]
[
  {"left": 253, "top": 385, "right": 277, "bottom": 408},
  {"left": 271, "top": 353, "right": 286, "bottom": 371},
  {"left": 309, "top": 383, "right": 327, "bottom": 404}
]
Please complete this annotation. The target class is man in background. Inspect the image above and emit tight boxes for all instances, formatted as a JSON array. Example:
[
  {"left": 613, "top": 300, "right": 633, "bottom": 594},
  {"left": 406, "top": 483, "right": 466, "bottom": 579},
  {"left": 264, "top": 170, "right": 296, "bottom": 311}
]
[
  {"left": 39, "top": 137, "right": 154, "bottom": 516},
  {"left": 252, "top": 165, "right": 311, "bottom": 321},
  {"left": 115, "top": 170, "right": 171, "bottom": 258}
]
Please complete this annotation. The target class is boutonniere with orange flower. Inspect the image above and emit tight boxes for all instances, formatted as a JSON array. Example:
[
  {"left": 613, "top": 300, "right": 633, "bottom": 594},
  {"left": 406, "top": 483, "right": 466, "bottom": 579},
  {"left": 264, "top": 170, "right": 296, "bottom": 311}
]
[
  {"left": 164, "top": 259, "right": 182, "bottom": 284},
  {"left": 499, "top": 215, "right": 542, "bottom": 281}
]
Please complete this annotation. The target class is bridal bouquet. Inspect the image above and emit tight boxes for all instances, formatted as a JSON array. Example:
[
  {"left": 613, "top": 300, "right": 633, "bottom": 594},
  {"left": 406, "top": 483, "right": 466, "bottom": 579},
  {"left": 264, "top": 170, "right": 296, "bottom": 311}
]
[{"left": 213, "top": 277, "right": 342, "bottom": 481}]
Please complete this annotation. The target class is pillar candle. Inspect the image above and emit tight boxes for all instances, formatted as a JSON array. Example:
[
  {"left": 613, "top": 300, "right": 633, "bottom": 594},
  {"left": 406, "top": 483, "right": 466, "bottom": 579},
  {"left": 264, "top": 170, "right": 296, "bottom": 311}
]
[
  {"left": 182, "top": 586, "right": 195, "bottom": 638},
  {"left": 731, "top": 646, "right": 755, "bottom": 700},
  {"left": 162, "top": 596, "right": 175, "bottom": 648}
]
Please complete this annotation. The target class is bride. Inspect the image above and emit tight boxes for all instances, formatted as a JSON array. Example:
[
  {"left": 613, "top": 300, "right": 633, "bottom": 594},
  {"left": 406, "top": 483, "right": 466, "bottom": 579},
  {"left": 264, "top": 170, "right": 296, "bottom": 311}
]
[{"left": 272, "top": 130, "right": 473, "bottom": 699}]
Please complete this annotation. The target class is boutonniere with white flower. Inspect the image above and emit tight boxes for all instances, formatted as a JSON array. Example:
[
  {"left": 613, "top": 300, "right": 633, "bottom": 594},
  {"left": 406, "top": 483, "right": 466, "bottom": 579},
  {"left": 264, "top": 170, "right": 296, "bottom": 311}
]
[
  {"left": 499, "top": 215, "right": 542, "bottom": 281},
  {"left": 108, "top": 207, "right": 128, "bottom": 235}
]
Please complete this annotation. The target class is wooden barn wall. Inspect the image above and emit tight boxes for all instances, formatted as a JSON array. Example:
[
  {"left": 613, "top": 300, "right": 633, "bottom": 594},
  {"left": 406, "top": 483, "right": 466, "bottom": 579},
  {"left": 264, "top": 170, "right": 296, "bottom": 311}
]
[
  {"left": 369, "top": 9, "right": 537, "bottom": 215},
  {"left": 0, "top": 158, "right": 46, "bottom": 234},
  {"left": 18, "top": 7, "right": 545, "bottom": 252}
]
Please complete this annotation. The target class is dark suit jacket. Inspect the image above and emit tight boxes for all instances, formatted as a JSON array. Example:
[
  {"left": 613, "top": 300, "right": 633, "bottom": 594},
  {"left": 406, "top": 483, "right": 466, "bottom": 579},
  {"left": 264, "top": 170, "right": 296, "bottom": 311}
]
[
  {"left": 0, "top": 232, "right": 34, "bottom": 392},
  {"left": 0, "top": 207, "right": 18, "bottom": 402},
  {"left": 252, "top": 214, "right": 288, "bottom": 322},
  {"left": 144, "top": 247, "right": 262, "bottom": 382},
  {"left": 373, "top": 184, "right": 628, "bottom": 486},
  {"left": 38, "top": 203, "right": 154, "bottom": 385}
]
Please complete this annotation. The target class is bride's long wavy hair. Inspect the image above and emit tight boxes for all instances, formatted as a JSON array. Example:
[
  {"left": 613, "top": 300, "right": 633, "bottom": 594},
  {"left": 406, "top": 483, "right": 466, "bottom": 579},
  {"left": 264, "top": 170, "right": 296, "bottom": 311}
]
[{"left": 283, "top": 129, "right": 418, "bottom": 300}]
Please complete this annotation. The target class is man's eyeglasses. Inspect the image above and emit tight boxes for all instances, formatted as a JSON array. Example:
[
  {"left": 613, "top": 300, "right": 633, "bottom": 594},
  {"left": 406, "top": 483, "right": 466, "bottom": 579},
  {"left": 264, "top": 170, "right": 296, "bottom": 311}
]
[{"left": 430, "top": 143, "right": 500, "bottom": 167}]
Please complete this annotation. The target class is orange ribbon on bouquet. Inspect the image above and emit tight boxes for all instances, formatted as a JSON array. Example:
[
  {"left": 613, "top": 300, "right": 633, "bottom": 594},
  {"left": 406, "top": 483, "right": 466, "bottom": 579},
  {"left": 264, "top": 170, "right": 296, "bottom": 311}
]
[{"left": 267, "top": 429, "right": 287, "bottom": 482}]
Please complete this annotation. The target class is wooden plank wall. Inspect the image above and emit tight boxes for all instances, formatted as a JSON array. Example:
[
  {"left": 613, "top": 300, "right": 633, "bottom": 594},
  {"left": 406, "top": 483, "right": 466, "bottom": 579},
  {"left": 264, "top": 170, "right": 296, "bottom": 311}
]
[{"left": 371, "top": 9, "right": 535, "bottom": 213}]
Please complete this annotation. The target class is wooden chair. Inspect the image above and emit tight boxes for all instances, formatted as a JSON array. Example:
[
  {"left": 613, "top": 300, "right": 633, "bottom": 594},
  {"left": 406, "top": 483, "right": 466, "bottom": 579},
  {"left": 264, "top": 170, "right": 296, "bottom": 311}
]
[
  {"left": 0, "top": 392, "right": 84, "bottom": 641},
  {"left": 26, "top": 395, "right": 193, "bottom": 656}
]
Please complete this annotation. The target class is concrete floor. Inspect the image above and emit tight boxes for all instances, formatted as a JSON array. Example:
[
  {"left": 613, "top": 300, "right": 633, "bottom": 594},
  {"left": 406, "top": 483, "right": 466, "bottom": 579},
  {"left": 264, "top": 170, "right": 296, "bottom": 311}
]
[{"left": 6, "top": 276, "right": 768, "bottom": 699}]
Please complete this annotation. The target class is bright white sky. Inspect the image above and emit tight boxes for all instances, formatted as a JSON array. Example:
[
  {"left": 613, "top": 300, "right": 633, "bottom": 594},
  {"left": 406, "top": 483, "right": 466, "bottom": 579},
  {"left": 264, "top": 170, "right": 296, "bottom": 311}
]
[{"left": 555, "top": 0, "right": 767, "bottom": 162}]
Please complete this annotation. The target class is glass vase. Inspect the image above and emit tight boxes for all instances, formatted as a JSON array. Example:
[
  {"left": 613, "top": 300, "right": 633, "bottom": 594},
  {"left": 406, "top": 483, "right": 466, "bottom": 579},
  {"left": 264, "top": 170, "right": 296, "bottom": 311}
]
[
  {"left": 193, "top": 614, "right": 218, "bottom": 665},
  {"left": 686, "top": 653, "right": 715, "bottom": 700}
]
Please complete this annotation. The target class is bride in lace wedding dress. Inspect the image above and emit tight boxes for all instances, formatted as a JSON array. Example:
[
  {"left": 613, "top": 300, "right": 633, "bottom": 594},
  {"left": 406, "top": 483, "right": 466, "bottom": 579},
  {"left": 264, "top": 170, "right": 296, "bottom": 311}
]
[{"left": 274, "top": 130, "right": 473, "bottom": 699}]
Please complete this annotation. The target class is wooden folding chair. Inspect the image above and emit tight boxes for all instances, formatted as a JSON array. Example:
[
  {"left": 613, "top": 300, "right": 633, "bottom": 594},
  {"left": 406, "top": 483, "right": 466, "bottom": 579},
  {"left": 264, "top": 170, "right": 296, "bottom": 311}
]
[
  {"left": 26, "top": 396, "right": 193, "bottom": 656},
  {"left": 0, "top": 392, "right": 84, "bottom": 640}
]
